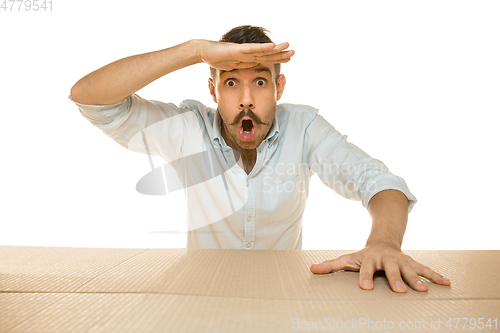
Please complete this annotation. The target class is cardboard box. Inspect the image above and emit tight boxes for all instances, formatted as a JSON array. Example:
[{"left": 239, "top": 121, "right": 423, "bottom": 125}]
[{"left": 1, "top": 246, "right": 498, "bottom": 332}]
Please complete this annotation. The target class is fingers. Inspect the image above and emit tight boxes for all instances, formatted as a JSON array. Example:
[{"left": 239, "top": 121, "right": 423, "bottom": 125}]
[
  {"left": 382, "top": 255, "right": 450, "bottom": 293},
  {"left": 275, "top": 57, "right": 292, "bottom": 64},
  {"left": 412, "top": 261, "right": 451, "bottom": 286},
  {"left": 399, "top": 259, "right": 428, "bottom": 292},
  {"left": 381, "top": 256, "right": 408, "bottom": 293},
  {"left": 357, "top": 254, "right": 428, "bottom": 292},
  {"left": 310, "top": 255, "right": 358, "bottom": 274},
  {"left": 241, "top": 42, "right": 290, "bottom": 56},
  {"left": 231, "top": 56, "right": 292, "bottom": 69},
  {"left": 358, "top": 257, "right": 376, "bottom": 290},
  {"left": 273, "top": 42, "right": 290, "bottom": 52},
  {"left": 238, "top": 42, "right": 294, "bottom": 64},
  {"left": 207, "top": 41, "right": 294, "bottom": 70},
  {"left": 253, "top": 50, "right": 295, "bottom": 62},
  {"left": 309, "top": 249, "right": 451, "bottom": 294},
  {"left": 309, "top": 260, "right": 341, "bottom": 274}
]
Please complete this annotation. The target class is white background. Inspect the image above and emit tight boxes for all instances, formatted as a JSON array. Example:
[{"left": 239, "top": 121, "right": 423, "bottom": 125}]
[{"left": 1, "top": 0, "right": 498, "bottom": 250}]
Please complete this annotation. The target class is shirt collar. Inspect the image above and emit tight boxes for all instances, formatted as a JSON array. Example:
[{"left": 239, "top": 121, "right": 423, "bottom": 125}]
[
  {"left": 212, "top": 108, "right": 281, "bottom": 148},
  {"left": 212, "top": 109, "right": 224, "bottom": 147}
]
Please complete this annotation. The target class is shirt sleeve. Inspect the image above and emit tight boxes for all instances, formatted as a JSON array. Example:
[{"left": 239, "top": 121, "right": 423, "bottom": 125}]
[
  {"left": 305, "top": 113, "right": 417, "bottom": 213},
  {"left": 68, "top": 93, "right": 202, "bottom": 163}
]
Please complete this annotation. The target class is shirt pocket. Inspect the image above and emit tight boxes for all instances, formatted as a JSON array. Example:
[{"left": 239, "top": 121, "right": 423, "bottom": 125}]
[{"left": 264, "top": 174, "right": 305, "bottom": 223}]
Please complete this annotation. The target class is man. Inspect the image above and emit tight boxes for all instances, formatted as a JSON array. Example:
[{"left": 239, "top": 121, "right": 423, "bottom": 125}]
[{"left": 70, "top": 25, "right": 450, "bottom": 293}]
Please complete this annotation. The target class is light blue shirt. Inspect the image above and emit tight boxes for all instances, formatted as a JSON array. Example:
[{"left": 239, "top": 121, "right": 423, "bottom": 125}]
[{"left": 69, "top": 94, "right": 417, "bottom": 250}]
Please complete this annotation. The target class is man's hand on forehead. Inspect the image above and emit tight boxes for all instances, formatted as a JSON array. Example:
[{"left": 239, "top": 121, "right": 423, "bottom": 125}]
[{"left": 197, "top": 39, "right": 294, "bottom": 72}]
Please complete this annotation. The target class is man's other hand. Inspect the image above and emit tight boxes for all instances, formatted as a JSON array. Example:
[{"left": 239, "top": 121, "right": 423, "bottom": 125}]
[
  {"left": 309, "top": 245, "right": 451, "bottom": 293},
  {"left": 196, "top": 39, "right": 294, "bottom": 71}
]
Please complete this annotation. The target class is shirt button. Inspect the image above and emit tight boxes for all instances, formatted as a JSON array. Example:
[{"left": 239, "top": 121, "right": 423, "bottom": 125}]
[
  {"left": 247, "top": 217, "right": 251, "bottom": 222},
  {"left": 228, "top": 152, "right": 232, "bottom": 157},
  {"left": 246, "top": 181, "right": 249, "bottom": 186},
  {"left": 246, "top": 243, "right": 251, "bottom": 248}
]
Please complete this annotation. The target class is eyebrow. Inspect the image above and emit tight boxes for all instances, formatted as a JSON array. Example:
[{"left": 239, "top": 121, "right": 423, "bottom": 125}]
[{"left": 219, "top": 67, "right": 272, "bottom": 77}]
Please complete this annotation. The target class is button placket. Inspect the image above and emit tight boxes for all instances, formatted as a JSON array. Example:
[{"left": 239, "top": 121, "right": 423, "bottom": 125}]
[{"left": 243, "top": 175, "right": 255, "bottom": 249}]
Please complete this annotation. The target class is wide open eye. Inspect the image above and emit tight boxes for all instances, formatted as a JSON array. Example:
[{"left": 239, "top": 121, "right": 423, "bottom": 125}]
[
  {"left": 226, "top": 79, "right": 236, "bottom": 87},
  {"left": 256, "top": 79, "right": 266, "bottom": 86}
]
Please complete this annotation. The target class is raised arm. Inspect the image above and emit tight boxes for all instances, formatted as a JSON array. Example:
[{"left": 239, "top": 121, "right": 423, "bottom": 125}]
[{"left": 70, "top": 39, "right": 294, "bottom": 105}]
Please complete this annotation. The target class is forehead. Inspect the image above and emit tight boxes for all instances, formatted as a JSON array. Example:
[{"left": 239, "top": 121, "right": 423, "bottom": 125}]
[{"left": 218, "top": 65, "right": 274, "bottom": 79}]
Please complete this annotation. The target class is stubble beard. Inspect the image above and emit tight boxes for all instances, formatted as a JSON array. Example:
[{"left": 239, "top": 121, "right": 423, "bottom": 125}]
[{"left": 219, "top": 105, "right": 276, "bottom": 151}]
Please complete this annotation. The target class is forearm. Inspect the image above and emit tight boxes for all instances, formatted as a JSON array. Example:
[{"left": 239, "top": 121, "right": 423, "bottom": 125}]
[
  {"left": 70, "top": 39, "right": 203, "bottom": 105},
  {"left": 366, "top": 189, "right": 409, "bottom": 249}
]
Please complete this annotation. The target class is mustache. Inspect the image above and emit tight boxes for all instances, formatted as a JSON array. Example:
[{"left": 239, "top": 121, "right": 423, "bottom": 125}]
[{"left": 230, "top": 109, "right": 266, "bottom": 126}]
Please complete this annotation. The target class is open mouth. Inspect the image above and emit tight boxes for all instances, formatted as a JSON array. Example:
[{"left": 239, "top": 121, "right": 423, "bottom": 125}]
[
  {"left": 238, "top": 118, "right": 256, "bottom": 142},
  {"left": 242, "top": 119, "right": 253, "bottom": 133}
]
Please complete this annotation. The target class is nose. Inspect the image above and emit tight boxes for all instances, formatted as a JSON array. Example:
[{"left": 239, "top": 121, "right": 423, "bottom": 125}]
[{"left": 239, "top": 84, "right": 254, "bottom": 110}]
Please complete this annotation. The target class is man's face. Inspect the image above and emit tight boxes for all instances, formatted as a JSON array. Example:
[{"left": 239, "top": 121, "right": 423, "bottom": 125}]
[{"left": 209, "top": 64, "right": 286, "bottom": 151}]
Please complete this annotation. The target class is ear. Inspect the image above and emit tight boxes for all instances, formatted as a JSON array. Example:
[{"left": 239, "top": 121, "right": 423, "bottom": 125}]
[
  {"left": 208, "top": 78, "right": 217, "bottom": 104},
  {"left": 276, "top": 74, "right": 286, "bottom": 101}
]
